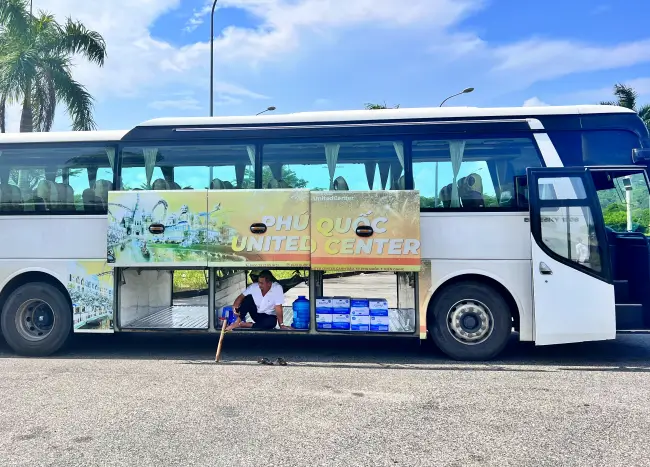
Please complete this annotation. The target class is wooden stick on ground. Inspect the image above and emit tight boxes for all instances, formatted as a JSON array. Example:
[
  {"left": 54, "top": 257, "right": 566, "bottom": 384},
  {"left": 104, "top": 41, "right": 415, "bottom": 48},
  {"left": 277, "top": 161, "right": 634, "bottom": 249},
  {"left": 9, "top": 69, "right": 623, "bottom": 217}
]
[{"left": 215, "top": 319, "right": 228, "bottom": 362}]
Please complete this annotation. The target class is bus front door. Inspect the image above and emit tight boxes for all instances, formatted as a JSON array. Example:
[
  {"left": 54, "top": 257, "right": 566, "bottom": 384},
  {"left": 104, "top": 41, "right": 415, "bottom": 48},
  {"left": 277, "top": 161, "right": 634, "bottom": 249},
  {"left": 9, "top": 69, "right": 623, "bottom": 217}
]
[{"left": 527, "top": 167, "right": 616, "bottom": 346}]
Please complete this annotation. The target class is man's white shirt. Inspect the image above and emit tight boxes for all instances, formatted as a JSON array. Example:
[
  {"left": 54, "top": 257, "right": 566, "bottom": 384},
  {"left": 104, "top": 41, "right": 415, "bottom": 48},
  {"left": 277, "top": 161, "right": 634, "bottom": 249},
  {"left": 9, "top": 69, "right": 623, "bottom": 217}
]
[{"left": 242, "top": 282, "right": 284, "bottom": 315}]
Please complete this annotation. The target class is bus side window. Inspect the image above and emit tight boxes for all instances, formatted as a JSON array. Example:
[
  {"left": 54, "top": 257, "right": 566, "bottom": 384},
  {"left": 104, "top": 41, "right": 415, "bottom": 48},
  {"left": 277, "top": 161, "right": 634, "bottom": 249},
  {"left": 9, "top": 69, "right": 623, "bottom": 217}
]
[
  {"left": 119, "top": 144, "right": 256, "bottom": 191},
  {"left": 412, "top": 136, "right": 542, "bottom": 210},
  {"left": 261, "top": 140, "right": 404, "bottom": 191},
  {"left": 0, "top": 146, "right": 114, "bottom": 215}
]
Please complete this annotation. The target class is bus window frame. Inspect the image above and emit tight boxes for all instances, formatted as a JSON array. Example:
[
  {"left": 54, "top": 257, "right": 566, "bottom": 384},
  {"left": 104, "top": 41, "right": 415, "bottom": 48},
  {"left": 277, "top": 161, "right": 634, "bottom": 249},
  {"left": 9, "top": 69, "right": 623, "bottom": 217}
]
[
  {"left": 258, "top": 135, "right": 412, "bottom": 192},
  {"left": 115, "top": 126, "right": 547, "bottom": 204},
  {"left": 116, "top": 140, "right": 262, "bottom": 191},
  {"left": 0, "top": 140, "right": 119, "bottom": 216},
  {"left": 408, "top": 131, "right": 547, "bottom": 213}
]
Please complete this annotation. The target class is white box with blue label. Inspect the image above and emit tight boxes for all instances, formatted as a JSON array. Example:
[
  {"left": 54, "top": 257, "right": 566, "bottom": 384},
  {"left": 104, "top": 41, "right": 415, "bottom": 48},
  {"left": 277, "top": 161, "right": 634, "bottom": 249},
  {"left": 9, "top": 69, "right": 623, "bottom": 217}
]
[
  {"left": 369, "top": 298, "right": 389, "bottom": 317},
  {"left": 331, "top": 297, "right": 350, "bottom": 330},
  {"left": 370, "top": 315, "right": 390, "bottom": 332},
  {"left": 350, "top": 298, "right": 369, "bottom": 316},
  {"left": 316, "top": 298, "right": 333, "bottom": 330},
  {"left": 351, "top": 315, "right": 370, "bottom": 331}
]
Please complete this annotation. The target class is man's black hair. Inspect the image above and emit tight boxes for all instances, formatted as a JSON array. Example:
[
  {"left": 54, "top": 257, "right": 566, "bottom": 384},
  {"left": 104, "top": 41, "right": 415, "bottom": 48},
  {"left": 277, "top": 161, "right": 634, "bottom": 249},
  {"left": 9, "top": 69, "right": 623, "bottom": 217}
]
[{"left": 258, "top": 270, "right": 275, "bottom": 283}]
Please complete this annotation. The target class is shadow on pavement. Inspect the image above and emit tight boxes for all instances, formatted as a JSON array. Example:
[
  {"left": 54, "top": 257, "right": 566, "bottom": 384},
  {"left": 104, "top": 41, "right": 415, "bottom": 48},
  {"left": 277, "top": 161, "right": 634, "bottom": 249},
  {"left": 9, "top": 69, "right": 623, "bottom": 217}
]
[{"left": 2, "top": 331, "right": 650, "bottom": 371}]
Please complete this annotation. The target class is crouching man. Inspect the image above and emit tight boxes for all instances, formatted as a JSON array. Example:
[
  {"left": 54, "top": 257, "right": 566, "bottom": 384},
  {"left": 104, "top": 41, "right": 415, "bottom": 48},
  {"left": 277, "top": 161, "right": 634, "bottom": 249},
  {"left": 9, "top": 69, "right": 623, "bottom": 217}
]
[{"left": 226, "top": 270, "right": 292, "bottom": 331}]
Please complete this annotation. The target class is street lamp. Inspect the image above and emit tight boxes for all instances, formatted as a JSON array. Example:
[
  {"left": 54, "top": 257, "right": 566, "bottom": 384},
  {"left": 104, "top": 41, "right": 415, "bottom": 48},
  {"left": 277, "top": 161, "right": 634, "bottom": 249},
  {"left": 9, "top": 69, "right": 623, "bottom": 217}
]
[
  {"left": 209, "top": 0, "right": 219, "bottom": 117},
  {"left": 439, "top": 87, "right": 474, "bottom": 107},
  {"left": 623, "top": 176, "right": 633, "bottom": 231},
  {"left": 256, "top": 106, "right": 276, "bottom": 115}
]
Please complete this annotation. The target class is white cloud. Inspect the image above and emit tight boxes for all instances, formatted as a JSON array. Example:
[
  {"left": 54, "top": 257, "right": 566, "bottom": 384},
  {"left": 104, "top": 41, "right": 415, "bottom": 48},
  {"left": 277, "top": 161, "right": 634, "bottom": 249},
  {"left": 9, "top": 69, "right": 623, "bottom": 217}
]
[
  {"left": 4, "top": 105, "right": 22, "bottom": 132},
  {"left": 34, "top": 0, "right": 485, "bottom": 103},
  {"left": 19, "top": 0, "right": 650, "bottom": 132},
  {"left": 491, "top": 38, "right": 650, "bottom": 85},
  {"left": 523, "top": 97, "right": 549, "bottom": 107},
  {"left": 184, "top": 3, "right": 213, "bottom": 33},
  {"left": 555, "top": 78, "right": 650, "bottom": 106},
  {"left": 149, "top": 98, "right": 202, "bottom": 110}
]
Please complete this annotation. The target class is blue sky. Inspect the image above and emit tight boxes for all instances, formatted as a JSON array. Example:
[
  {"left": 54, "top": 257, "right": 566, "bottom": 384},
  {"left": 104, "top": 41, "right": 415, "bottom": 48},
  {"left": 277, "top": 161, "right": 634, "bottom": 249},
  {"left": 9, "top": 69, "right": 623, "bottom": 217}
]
[{"left": 7, "top": 0, "right": 650, "bottom": 133}]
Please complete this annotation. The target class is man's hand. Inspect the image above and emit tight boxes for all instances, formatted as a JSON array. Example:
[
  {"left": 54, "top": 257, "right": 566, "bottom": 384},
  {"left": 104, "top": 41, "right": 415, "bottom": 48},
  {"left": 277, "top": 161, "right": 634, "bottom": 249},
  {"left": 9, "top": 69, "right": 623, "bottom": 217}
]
[{"left": 279, "top": 325, "right": 292, "bottom": 330}]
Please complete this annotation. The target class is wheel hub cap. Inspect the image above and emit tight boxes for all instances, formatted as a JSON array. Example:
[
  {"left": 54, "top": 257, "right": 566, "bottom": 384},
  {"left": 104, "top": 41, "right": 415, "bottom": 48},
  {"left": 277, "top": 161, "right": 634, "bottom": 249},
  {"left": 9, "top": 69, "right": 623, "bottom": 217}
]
[
  {"left": 15, "top": 299, "right": 55, "bottom": 342},
  {"left": 447, "top": 300, "right": 493, "bottom": 345}
]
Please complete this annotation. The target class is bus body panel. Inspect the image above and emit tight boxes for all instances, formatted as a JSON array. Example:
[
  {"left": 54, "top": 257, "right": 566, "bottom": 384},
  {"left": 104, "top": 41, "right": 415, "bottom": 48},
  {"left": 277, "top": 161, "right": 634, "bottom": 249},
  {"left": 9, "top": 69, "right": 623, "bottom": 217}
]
[
  {"left": 0, "top": 259, "right": 114, "bottom": 333},
  {"left": 419, "top": 259, "right": 534, "bottom": 341},
  {"left": 0, "top": 215, "right": 107, "bottom": 260},
  {"left": 420, "top": 211, "right": 531, "bottom": 260}
]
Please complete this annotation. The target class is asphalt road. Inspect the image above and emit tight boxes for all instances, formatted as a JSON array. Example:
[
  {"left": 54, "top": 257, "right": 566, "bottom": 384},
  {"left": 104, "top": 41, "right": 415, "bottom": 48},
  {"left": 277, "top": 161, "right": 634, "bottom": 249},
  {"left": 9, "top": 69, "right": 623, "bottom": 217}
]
[{"left": 1, "top": 332, "right": 650, "bottom": 467}]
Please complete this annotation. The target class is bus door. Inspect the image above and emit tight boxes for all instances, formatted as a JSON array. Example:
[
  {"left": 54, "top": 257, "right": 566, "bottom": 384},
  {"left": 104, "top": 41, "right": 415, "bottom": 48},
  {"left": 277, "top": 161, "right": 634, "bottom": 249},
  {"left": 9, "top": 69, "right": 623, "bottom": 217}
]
[{"left": 527, "top": 167, "right": 616, "bottom": 345}]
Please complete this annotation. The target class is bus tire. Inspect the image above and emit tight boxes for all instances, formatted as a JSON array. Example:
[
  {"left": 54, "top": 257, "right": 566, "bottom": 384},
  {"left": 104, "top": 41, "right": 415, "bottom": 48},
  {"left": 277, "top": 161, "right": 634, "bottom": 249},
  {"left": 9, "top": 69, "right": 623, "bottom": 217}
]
[
  {"left": 428, "top": 281, "right": 512, "bottom": 361},
  {"left": 1, "top": 282, "right": 72, "bottom": 357}
]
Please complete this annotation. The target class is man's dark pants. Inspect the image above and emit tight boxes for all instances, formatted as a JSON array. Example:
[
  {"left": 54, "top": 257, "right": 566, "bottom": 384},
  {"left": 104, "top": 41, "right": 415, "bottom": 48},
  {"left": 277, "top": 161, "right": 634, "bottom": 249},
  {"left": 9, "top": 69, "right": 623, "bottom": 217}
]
[{"left": 237, "top": 295, "right": 278, "bottom": 330}]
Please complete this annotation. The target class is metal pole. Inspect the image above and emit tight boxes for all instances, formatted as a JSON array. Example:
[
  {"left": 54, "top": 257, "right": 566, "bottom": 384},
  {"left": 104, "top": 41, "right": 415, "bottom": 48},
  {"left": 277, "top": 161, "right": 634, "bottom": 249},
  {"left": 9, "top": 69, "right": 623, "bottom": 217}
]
[
  {"left": 439, "top": 92, "right": 463, "bottom": 107},
  {"left": 439, "top": 87, "right": 474, "bottom": 107},
  {"left": 626, "top": 183, "right": 633, "bottom": 232},
  {"left": 209, "top": 0, "right": 219, "bottom": 117}
]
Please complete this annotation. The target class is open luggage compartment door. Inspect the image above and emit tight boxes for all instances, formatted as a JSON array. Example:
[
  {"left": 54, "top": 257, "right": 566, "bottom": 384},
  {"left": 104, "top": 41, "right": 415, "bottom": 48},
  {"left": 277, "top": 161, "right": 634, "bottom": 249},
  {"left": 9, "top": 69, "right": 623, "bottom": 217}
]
[
  {"left": 207, "top": 189, "right": 311, "bottom": 268},
  {"left": 310, "top": 190, "right": 421, "bottom": 272},
  {"left": 107, "top": 190, "right": 209, "bottom": 267}
]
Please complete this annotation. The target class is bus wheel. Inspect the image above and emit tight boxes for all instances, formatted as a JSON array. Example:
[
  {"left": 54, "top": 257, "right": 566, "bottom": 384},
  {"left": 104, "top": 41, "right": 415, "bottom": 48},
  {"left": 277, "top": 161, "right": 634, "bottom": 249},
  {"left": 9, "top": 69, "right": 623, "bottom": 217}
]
[
  {"left": 428, "top": 281, "right": 512, "bottom": 361},
  {"left": 1, "top": 283, "right": 72, "bottom": 357}
]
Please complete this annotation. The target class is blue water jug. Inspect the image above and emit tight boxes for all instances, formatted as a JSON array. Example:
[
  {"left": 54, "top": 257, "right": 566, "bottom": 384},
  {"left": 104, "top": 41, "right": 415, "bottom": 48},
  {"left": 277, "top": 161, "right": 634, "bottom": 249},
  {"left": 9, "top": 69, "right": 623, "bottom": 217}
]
[{"left": 292, "top": 296, "right": 310, "bottom": 329}]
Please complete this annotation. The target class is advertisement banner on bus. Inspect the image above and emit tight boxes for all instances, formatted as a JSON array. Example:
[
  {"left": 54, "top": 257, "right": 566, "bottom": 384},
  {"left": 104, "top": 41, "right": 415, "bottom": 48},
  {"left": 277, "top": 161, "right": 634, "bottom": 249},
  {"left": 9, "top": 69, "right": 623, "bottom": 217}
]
[
  {"left": 206, "top": 189, "right": 310, "bottom": 268},
  {"left": 106, "top": 189, "right": 312, "bottom": 268},
  {"left": 310, "top": 190, "right": 421, "bottom": 271},
  {"left": 107, "top": 190, "right": 209, "bottom": 267},
  {"left": 67, "top": 261, "right": 114, "bottom": 333}
]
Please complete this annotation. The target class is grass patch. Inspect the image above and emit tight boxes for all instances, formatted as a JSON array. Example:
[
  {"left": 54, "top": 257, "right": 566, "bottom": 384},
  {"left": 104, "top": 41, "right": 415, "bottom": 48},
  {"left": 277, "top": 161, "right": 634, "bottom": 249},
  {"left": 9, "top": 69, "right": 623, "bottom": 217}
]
[{"left": 173, "top": 270, "right": 209, "bottom": 292}]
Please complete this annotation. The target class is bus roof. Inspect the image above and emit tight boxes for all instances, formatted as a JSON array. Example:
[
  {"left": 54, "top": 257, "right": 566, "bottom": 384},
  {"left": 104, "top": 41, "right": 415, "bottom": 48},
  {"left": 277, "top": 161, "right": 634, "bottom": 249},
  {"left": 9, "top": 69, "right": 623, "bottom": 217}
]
[
  {"left": 0, "top": 105, "right": 637, "bottom": 144},
  {"left": 137, "top": 104, "right": 636, "bottom": 128},
  {"left": 0, "top": 129, "right": 126, "bottom": 144}
]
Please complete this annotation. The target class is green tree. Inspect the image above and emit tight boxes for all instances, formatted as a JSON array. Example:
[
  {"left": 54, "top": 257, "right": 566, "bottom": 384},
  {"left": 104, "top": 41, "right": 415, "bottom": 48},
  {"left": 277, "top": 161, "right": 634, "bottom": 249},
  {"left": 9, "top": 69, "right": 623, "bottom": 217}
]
[
  {"left": 0, "top": 0, "right": 107, "bottom": 133},
  {"left": 600, "top": 83, "right": 650, "bottom": 130},
  {"left": 240, "top": 166, "right": 309, "bottom": 188},
  {"left": 364, "top": 102, "right": 400, "bottom": 110}
]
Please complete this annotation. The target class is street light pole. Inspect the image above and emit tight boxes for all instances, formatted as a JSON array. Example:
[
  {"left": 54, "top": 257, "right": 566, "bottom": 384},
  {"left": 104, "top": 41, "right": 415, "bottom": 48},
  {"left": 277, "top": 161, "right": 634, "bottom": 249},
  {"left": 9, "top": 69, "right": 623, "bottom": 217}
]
[
  {"left": 256, "top": 106, "right": 276, "bottom": 115},
  {"left": 209, "top": 0, "right": 219, "bottom": 117},
  {"left": 439, "top": 87, "right": 475, "bottom": 107}
]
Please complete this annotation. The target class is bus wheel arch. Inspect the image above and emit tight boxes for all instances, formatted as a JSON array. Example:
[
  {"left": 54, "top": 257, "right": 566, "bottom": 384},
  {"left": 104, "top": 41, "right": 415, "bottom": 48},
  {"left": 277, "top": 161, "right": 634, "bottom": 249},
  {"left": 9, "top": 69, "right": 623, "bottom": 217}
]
[
  {"left": 0, "top": 271, "right": 73, "bottom": 356},
  {"left": 425, "top": 274, "right": 519, "bottom": 361}
]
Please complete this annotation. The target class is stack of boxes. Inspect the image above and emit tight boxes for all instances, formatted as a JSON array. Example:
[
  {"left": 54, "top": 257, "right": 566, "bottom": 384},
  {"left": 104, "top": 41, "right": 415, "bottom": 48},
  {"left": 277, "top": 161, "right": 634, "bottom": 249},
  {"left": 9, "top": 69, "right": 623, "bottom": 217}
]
[
  {"left": 315, "top": 296, "right": 394, "bottom": 332},
  {"left": 350, "top": 298, "right": 370, "bottom": 331},
  {"left": 315, "top": 298, "right": 333, "bottom": 330},
  {"left": 369, "top": 298, "right": 389, "bottom": 332},
  {"left": 332, "top": 297, "right": 351, "bottom": 330}
]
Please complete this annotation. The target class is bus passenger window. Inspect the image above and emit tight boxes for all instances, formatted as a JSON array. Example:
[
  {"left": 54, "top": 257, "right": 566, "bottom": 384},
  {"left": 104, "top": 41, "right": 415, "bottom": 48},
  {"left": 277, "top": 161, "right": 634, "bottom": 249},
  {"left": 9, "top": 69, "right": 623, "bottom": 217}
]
[
  {"left": 120, "top": 144, "right": 255, "bottom": 191},
  {"left": 0, "top": 146, "right": 114, "bottom": 214},
  {"left": 412, "top": 137, "right": 542, "bottom": 210},
  {"left": 261, "top": 140, "right": 404, "bottom": 191}
]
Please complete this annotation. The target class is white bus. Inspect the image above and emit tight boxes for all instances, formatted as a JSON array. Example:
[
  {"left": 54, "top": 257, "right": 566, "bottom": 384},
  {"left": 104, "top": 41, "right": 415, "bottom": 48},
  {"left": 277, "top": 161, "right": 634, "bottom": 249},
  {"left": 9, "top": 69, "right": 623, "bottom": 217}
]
[{"left": 1, "top": 104, "right": 650, "bottom": 361}]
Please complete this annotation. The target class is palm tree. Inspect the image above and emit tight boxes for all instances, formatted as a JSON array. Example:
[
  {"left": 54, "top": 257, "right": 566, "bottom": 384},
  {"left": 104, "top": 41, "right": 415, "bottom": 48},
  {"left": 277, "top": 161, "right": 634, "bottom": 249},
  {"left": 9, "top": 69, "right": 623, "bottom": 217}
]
[
  {"left": 600, "top": 83, "right": 650, "bottom": 130},
  {"left": 0, "top": 0, "right": 106, "bottom": 133}
]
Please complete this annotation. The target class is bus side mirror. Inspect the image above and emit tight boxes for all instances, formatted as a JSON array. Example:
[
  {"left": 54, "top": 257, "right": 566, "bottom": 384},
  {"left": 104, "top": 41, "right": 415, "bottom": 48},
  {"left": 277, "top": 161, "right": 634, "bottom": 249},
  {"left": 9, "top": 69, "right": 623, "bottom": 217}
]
[{"left": 632, "top": 148, "right": 650, "bottom": 164}]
